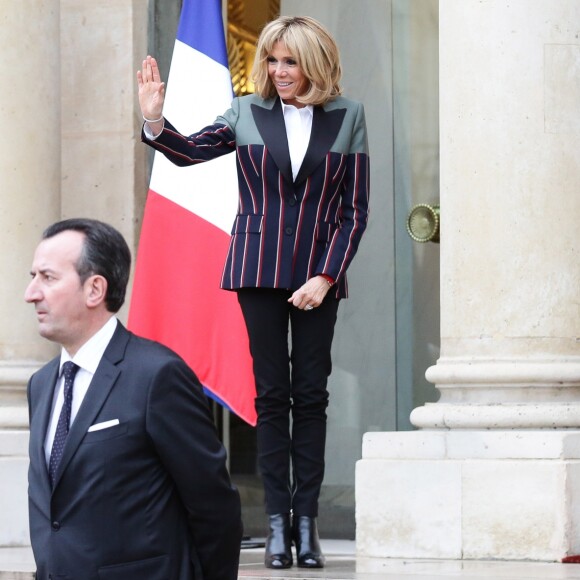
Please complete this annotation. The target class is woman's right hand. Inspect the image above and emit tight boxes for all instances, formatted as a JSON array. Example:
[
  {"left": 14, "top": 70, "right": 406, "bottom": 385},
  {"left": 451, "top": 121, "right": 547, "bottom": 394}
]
[{"left": 137, "top": 55, "right": 166, "bottom": 129}]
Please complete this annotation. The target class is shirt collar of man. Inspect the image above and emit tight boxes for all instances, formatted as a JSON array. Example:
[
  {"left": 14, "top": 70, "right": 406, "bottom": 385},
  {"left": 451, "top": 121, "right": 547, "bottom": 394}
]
[{"left": 59, "top": 316, "right": 118, "bottom": 375}]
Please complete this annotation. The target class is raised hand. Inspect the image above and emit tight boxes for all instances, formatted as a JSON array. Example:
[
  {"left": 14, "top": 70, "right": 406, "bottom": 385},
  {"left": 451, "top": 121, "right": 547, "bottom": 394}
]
[{"left": 137, "top": 55, "right": 166, "bottom": 126}]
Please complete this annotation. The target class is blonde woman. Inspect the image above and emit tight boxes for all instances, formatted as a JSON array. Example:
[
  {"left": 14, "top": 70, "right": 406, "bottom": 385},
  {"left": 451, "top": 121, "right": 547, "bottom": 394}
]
[{"left": 138, "top": 15, "right": 370, "bottom": 570}]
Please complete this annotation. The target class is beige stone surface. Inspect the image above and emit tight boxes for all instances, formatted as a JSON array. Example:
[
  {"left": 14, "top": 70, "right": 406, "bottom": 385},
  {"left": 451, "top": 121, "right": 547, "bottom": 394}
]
[
  {"left": 60, "top": 0, "right": 149, "bottom": 251},
  {"left": 0, "top": 0, "right": 149, "bottom": 548},
  {"left": 1, "top": 0, "right": 61, "bottom": 364},
  {"left": 357, "top": 431, "right": 580, "bottom": 561},
  {"left": 439, "top": 1, "right": 580, "bottom": 342},
  {"left": 357, "top": 2, "right": 580, "bottom": 561},
  {"left": 363, "top": 430, "right": 580, "bottom": 461},
  {"left": 356, "top": 457, "right": 462, "bottom": 559},
  {"left": 544, "top": 44, "right": 580, "bottom": 134},
  {"left": 414, "top": 0, "right": 580, "bottom": 428},
  {"left": 0, "top": 458, "right": 29, "bottom": 547},
  {"left": 0, "top": 0, "right": 60, "bottom": 547},
  {"left": 462, "top": 460, "right": 567, "bottom": 560}
]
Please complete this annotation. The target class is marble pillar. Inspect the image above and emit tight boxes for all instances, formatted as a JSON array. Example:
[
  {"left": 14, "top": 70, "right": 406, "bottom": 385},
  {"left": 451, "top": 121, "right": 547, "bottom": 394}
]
[
  {"left": 356, "top": 0, "right": 580, "bottom": 562},
  {"left": 0, "top": 0, "right": 61, "bottom": 546}
]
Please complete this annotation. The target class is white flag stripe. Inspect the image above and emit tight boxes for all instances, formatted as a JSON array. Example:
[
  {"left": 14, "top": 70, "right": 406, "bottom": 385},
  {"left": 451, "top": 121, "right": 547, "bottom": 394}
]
[
  {"left": 150, "top": 39, "right": 238, "bottom": 234},
  {"left": 162, "top": 40, "right": 233, "bottom": 130},
  {"left": 150, "top": 155, "right": 238, "bottom": 234}
]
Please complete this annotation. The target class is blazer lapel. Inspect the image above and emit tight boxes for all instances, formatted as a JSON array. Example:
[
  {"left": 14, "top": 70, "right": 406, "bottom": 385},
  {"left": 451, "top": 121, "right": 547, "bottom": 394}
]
[
  {"left": 295, "top": 104, "right": 347, "bottom": 185},
  {"left": 251, "top": 98, "right": 294, "bottom": 185},
  {"left": 51, "top": 324, "right": 129, "bottom": 491},
  {"left": 34, "top": 360, "right": 60, "bottom": 491},
  {"left": 251, "top": 97, "right": 347, "bottom": 186}
]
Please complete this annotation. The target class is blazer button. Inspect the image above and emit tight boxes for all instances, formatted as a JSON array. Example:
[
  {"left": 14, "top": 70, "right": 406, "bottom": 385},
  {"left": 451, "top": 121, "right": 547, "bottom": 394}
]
[
  {"left": 288, "top": 198, "right": 296, "bottom": 206},
  {"left": 51, "top": 521, "right": 60, "bottom": 531},
  {"left": 285, "top": 226, "right": 293, "bottom": 235}
]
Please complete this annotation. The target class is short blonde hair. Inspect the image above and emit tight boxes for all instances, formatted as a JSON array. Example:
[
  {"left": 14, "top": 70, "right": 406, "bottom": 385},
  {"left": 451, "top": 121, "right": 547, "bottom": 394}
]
[{"left": 251, "top": 16, "right": 342, "bottom": 106}]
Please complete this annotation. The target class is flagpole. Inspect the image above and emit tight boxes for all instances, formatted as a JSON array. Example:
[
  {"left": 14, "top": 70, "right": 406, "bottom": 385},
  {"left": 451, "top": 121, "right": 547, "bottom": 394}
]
[{"left": 221, "top": 406, "right": 230, "bottom": 471}]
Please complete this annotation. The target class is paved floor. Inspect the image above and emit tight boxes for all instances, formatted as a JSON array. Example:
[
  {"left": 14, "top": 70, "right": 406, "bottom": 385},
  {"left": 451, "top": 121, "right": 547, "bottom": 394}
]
[
  {"left": 239, "top": 540, "right": 580, "bottom": 580},
  {"left": 5, "top": 540, "right": 580, "bottom": 579}
]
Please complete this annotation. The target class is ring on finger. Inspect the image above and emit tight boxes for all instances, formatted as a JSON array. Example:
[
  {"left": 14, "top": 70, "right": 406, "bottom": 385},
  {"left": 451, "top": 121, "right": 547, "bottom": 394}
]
[{"left": 305, "top": 304, "right": 314, "bottom": 311}]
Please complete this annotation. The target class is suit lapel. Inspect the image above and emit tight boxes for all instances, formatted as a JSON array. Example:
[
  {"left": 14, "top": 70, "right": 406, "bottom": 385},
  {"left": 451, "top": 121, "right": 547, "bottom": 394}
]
[
  {"left": 295, "top": 104, "right": 346, "bottom": 185},
  {"left": 51, "top": 324, "right": 130, "bottom": 491},
  {"left": 251, "top": 97, "right": 347, "bottom": 186},
  {"left": 34, "top": 360, "right": 60, "bottom": 490},
  {"left": 251, "top": 98, "right": 294, "bottom": 185}
]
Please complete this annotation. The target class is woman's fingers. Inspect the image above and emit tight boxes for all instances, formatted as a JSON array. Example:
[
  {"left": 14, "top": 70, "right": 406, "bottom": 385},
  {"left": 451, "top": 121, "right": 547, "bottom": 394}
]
[
  {"left": 287, "top": 276, "right": 330, "bottom": 309},
  {"left": 138, "top": 56, "right": 160, "bottom": 84},
  {"left": 150, "top": 57, "right": 162, "bottom": 83},
  {"left": 137, "top": 56, "right": 166, "bottom": 119}
]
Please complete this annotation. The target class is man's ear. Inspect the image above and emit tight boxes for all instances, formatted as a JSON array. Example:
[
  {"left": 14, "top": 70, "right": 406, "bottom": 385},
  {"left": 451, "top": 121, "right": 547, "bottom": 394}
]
[{"left": 85, "top": 275, "right": 108, "bottom": 308}]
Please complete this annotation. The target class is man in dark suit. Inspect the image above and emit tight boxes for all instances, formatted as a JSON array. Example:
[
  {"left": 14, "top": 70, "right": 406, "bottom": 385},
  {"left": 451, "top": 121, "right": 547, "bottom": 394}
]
[{"left": 25, "top": 218, "right": 242, "bottom": 580}]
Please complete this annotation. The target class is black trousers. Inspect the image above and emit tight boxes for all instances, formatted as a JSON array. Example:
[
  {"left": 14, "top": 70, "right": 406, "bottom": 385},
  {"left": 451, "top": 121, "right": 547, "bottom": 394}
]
[{"left": 237, "top": 288, "right": 339, "bottom": 517}]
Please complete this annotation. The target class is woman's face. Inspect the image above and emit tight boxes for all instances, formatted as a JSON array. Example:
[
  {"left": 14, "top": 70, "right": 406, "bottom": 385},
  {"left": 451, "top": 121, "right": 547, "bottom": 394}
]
[{"left": 267, "top": 41, "right": 308, "bottom": 108}]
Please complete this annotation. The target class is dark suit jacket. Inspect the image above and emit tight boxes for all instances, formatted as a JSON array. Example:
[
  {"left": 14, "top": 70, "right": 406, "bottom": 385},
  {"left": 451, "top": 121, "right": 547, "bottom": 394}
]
[
  {"left": 27, "top": 323, "right": 242, "bottom": 580},
  {"left": 142, "top": 95, "right": 370, "bottom": 299}
]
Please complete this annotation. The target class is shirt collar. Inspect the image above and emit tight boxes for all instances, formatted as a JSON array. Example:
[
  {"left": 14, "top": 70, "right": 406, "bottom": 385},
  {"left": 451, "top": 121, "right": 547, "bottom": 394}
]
[
  {"left": 281, "top": 101, "right": 313, "bottom": 119},
  {"left": 60, "top": 316, "right": 118, "bottom": 375}
]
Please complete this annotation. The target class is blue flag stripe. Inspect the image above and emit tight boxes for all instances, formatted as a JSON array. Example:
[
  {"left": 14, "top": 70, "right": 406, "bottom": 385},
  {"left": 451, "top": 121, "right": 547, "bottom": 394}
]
[
  {"left": 203, "top": 386, "right": 233, "bottom": 413},
  {"left": 177, "top": 0, "right": 229, "bottom": 68}
]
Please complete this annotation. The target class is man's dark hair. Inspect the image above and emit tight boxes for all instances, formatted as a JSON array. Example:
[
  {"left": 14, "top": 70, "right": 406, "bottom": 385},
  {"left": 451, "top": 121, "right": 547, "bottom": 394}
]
[{"left": 43, "top": 218, "right": 131, "bottom": 313}]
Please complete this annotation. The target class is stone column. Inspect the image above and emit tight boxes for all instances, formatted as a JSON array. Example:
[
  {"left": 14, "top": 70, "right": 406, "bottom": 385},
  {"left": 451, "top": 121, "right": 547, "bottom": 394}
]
[
  {"left": 0, "top": 0, "right": 61, "bottom": 546},
  {"left": 356, "top": 0, "right": 580, "bottom": 563},
  {"left": 412, "top": 0, "right": 580, "bottom": 431}
]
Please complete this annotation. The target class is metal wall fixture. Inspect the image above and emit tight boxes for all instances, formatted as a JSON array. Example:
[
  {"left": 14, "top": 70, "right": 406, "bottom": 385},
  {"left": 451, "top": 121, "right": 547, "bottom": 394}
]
[{"left": 406, "top": 203, "right": 440, "bottom": 243}]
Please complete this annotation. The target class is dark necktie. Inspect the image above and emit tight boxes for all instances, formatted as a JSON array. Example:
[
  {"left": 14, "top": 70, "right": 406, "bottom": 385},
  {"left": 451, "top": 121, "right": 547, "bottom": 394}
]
[{"left": 48, "top": 361, "right": 80, "bottom": 488}]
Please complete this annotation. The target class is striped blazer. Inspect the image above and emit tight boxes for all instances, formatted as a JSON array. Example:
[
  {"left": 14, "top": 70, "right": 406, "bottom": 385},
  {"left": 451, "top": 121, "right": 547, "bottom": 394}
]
[{"left": 142, "top": 94, "right": 370, "bottom": 299}]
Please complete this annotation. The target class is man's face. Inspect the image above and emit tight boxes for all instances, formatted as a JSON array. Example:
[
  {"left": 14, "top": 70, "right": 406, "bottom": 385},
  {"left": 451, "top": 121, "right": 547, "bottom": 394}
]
[{"left": 24, "top": 230, "right": 90, "bottom": 353}]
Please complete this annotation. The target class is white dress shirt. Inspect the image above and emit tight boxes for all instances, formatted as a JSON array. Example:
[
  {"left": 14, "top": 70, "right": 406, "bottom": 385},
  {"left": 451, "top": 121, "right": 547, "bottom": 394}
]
[
  {"left": 44, "top": 316, "right": 118, "bottom": 466},
  {"left": 281, "top": 101, "right": 313, "bottom": 181}
]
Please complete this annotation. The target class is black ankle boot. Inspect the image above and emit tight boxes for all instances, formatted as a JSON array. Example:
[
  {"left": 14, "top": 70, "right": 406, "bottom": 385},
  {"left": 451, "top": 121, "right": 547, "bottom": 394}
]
[
  {"left": 292, "top": 515, "right": 325, "bottom": 568},
  {"left": 264, "top": 513, "right": 293, "bottom": 569}
]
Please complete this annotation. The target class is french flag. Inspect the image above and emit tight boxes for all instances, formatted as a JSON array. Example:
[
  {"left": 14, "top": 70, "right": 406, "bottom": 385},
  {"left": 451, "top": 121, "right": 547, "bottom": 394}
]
[{"left": 129, "top": 0, "right": 257, "bottom": 425}]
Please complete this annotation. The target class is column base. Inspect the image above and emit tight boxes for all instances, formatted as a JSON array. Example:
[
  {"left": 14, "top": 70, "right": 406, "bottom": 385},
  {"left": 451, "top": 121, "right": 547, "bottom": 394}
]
[{"left": 355, "top": 430, "right": 580, "bottom": 561}]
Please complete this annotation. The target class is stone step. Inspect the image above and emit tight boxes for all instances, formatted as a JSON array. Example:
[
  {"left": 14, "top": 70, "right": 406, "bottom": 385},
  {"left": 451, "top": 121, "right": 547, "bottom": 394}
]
[{"left": 0, "top": 547, "right": 34, "bottom": 579}]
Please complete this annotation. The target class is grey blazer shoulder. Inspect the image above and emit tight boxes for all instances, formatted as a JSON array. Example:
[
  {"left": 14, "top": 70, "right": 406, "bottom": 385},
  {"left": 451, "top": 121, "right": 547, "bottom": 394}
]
[{"left": 216, "top": 93, "right": 369, "bottom": 154}]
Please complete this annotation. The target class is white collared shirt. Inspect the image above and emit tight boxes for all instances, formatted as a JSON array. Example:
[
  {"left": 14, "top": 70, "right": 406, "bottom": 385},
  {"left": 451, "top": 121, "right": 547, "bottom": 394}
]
[
  {"left": 281, "top": 101, "right": 313, "bottom": 180},
  {"left": 44, "top": 316, "right": 118, "bottom": 466}
]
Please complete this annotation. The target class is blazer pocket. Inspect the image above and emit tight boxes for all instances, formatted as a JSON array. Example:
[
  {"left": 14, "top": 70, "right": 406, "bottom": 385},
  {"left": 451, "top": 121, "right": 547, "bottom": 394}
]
[
  {"left": 232, "top": 213, "right": 263, "bottom": 235},
  {"left": 83, "top": 422, "right": 129, "bottom": 443},
  {"left": 98, "top": 554, "right": 169, "bottom": 579},
  {"left": 316, "top": 221, "right": 337, "bottom": 243}
]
